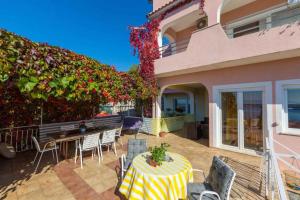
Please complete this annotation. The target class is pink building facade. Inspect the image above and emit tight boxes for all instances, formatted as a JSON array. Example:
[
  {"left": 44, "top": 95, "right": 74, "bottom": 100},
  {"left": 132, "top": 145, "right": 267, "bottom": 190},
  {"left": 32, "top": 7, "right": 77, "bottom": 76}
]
[{"left": 149, "top": 0, "right": 300, "bottom": 165}]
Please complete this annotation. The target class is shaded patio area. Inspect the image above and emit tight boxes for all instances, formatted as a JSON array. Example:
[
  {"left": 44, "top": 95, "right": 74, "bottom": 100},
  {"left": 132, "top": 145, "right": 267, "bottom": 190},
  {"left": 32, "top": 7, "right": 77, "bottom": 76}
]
[{"left": 0, "top": 132, "right": 266, "bottom": 200}]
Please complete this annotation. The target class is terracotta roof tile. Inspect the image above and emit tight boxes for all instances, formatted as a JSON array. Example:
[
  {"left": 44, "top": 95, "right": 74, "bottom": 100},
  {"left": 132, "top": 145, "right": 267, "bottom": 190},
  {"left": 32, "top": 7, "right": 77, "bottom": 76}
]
[{"left": 147, "top": 0, "right": 180, "bottom": 19}]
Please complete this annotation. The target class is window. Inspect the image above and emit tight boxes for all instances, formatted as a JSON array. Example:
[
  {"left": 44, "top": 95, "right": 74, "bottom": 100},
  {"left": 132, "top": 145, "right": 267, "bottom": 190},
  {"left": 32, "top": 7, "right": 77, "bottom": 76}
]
[
  {"left": 272, "top": 6, "right": 300, "bottom": 28},
  {"left": 276, "top": 79, "right": 300, "bottom": 135},
  {"left": 286, "top": 88, "right": 300, "bottom": 129},
  {"left": 174, "top": 98, "right": 187, "bottom": 113},
  {"left": 233, "top": 21, "right": 260, "bottom": 38}
]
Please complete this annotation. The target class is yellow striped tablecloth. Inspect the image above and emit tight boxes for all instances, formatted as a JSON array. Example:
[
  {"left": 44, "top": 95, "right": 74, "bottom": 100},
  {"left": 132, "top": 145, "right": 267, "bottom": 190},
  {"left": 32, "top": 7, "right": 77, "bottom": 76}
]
[{"left": 119, "top": 152, "right": 193, "bottom": 200}]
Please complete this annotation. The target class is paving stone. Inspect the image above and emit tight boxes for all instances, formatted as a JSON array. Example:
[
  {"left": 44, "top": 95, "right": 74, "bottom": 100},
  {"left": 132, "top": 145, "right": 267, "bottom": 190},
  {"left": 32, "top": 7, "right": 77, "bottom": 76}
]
[{"left": 0, "top": 132, "right": 266, "bottom": 200}]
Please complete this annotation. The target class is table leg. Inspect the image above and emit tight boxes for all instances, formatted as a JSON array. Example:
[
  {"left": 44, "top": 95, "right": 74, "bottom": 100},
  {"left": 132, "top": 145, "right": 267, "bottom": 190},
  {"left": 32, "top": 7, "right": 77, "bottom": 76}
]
[
  {"left": 64, "top": 142, "right": 67, "bottom": 158},
  {"left": 61, "top": 142, "right": 67, "bottom": 159},
  {"left": 65, "top": 142, "right": 69, "bottom": 159}
]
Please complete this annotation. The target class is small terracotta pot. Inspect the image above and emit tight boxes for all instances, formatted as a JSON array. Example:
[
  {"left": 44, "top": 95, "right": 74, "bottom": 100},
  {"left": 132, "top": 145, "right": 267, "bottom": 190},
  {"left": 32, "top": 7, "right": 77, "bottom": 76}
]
[
  {"left": 149, "top": 159, "right": 158, "bottom": 167},
  {"left": 159, "top": 132, "right": 168, "bottom": 138}
]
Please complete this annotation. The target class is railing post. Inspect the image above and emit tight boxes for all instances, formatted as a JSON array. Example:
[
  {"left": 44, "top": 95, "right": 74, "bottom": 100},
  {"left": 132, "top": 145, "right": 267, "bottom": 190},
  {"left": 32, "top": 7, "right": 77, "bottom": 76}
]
[
  {"left": 40, "top": 103, "right": 43, "bottom": 126},
  {"left": 266, "top": 16, "right": 272, "bottom": 29}
]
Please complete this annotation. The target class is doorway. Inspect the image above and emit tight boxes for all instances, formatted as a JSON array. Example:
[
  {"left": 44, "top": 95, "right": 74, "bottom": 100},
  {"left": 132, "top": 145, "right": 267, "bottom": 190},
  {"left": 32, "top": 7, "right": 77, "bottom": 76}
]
[
  {"left": 213, "top": 82, "right": 272, "bottom": 153},
  {"left": 221, "top": 91, "right": 263, "bottom": 151}
]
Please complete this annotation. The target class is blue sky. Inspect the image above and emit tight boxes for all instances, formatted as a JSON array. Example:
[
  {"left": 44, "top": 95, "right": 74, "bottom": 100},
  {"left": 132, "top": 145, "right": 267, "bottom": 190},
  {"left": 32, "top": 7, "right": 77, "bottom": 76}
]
[{"left": 0, "top": 0, "right": 152, "bottom": 71}]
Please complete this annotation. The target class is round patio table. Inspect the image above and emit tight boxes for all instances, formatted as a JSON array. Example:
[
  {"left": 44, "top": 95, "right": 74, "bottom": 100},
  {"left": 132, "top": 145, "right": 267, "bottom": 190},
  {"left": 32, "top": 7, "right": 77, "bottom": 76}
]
[{"left": 119, "top": 152, "right": 193, "bottom": 200}]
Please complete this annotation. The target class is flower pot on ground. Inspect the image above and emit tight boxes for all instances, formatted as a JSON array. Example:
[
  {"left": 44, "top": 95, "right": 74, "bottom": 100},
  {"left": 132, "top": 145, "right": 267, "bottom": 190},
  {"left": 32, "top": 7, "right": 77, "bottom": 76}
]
[{"left": 159, "top": 132, "right": 168, "bottom": 138}]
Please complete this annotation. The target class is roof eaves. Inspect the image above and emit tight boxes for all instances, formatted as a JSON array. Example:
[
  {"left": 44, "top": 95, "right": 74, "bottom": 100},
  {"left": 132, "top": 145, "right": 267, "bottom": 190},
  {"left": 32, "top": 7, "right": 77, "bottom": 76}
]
[{"left": 147, "top": 0, "right": 182, "bottom": 20}]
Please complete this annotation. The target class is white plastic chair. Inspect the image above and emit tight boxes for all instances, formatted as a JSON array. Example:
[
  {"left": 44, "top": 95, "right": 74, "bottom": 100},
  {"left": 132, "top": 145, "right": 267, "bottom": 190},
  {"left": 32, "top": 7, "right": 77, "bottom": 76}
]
[
  {"left": 120, "top": 139, "right": 147, "bottom": 179},
  {"left": 75, "top": 132, "right": 101, "bottom": 169},
  {"left": 99, "top": 129, "right": 117, "bottom": 160},
  {"left": 32, "top": 136, "right": 59, "bottom": 172},
  {"left": 115, "top": 125, "right": 123, "bottom": 147},
  {"left": 187, "top": 156, "right": 236, "bottom": 200},
  {"left": 85, "top": 122, "right": 95, "bottom": 129}
]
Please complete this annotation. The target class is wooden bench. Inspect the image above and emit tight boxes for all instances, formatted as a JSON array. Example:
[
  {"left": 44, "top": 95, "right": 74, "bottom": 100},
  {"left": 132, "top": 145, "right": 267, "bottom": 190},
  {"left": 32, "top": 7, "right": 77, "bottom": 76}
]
[{"left": 39, "top": 115, "right": 123, "bottom": 141}]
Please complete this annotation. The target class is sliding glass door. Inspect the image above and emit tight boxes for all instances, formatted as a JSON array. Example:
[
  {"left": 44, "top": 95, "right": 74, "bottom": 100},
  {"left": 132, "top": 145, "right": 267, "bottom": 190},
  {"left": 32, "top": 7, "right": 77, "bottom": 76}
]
[
  {"left": 221, "top": 92, "right": 238, "bottom": 147},
  {"left": 221, "top": 90, "right": 264, "bottom": 152},
  {"left": 243, "top": 91, "right": 263, "bottom": 151}
]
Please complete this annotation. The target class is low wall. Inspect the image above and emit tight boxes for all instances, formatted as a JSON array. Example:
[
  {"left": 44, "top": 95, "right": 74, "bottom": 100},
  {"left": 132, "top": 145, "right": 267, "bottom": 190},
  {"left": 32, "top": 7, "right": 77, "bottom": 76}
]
[
  {"left": 160, "top": 115, "right": 195, "bottom": 132},
  {"left": 140, "top": 115, "right": 195, "bottom": 136}
]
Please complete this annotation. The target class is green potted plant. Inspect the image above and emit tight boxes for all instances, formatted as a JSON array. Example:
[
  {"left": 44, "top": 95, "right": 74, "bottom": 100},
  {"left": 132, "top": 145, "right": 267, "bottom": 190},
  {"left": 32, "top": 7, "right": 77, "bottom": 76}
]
[
  {"left": 79, "top": 121, "right": 87, "bottom": 133},
  {"left": 148, "top": 143, "right": 170, "bottom": 167}
]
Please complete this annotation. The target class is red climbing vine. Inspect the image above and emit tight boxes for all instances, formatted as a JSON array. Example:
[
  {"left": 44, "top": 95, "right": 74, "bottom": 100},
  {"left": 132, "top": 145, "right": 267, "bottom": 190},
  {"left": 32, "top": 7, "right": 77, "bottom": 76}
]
[{"left": 129, "top": 0, "right": 205, "bottom": 117}]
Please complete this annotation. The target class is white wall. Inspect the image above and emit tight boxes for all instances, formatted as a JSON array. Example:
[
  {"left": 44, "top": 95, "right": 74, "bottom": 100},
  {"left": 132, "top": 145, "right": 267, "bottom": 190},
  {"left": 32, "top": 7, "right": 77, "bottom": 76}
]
[{"left": 194, "top": 87, "right": 209, "bottom": 121}]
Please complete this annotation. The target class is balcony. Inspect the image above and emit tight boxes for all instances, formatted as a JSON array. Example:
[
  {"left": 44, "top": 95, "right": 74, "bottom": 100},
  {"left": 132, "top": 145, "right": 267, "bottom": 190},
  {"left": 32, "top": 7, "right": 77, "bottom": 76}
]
[
  {"left": 159, "top": 38, "right": 190, "bottom": 57},
  {"left": 223, "top": 5, "right": 300, "bottom": 38},
  {"left": 154, "top": 10, "right": 300, "bottom": 77}
]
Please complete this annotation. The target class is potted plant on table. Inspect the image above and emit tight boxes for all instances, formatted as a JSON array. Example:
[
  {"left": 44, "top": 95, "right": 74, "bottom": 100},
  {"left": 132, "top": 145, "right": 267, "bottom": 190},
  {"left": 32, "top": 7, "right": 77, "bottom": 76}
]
[
  {"left": 79, "top": 121, "right": 87, "bottom": 133},
  {"left": 148, "top": 143, "right": 170, "bottom": 167}
]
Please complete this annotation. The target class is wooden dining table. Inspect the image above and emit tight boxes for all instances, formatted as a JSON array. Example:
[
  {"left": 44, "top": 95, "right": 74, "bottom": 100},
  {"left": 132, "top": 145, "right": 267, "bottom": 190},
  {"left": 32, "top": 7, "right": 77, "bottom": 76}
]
[{"left": 42, "top": 126, "right": 117, "bottom": 159}]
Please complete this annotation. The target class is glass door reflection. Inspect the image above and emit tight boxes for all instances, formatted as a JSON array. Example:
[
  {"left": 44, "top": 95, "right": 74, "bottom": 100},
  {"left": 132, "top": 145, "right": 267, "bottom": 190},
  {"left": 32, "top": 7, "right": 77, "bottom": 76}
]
[
  {"left": 243, "top": 91, "right": 263, "bottom": 151},
  {"left": 221, "top": 92, "right": 238, "bottom": 147}
]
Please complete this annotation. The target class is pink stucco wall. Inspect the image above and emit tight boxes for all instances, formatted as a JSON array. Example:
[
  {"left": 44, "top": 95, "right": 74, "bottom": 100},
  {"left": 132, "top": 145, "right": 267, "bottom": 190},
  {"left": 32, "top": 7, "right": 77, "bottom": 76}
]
[
  {"left": 164, "top": 25, "right": 197, "bottom": 42},
  {"left": 157, "top": 57, "right": 300, "bottom": 154},
  {"left": 155, "top": 0, "right": 300, "bottom": 78},
  {"left": 152, "top": 0, "right": 299, "bottom": 173},
  {"left": 155, "top": 22, "right": 300, "bottom": 77},
  {"left": 156, "top": 0, "right": 286, "bottom": 28},
  {"left": 159, "top": 0, "right": 221, "bottom": 30}
]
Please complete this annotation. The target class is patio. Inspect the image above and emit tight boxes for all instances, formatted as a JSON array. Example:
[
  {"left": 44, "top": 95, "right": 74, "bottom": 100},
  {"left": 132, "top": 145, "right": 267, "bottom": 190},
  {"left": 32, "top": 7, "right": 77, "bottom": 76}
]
[{"left": 0, "top": 132, "right": 266, "bottom": 200}]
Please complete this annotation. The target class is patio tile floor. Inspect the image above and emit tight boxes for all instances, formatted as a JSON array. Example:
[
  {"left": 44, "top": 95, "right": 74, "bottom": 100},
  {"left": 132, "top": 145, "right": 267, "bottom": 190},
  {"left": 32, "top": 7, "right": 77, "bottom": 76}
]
[{"left": 0, "top": 132, "right": 266, "bottom": 200}]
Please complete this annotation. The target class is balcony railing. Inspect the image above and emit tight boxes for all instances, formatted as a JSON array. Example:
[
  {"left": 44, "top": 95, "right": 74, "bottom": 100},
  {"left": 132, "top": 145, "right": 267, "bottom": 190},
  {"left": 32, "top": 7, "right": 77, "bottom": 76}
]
[
  {"left": 0, "top": 125, "right": 39, "bottom": 152},
  {"left": 266, "top": 137, "right": 300, "bottom": 200},
  {"left": 223, "top": 6, "right": 300, "bottom": 38},
  {"left": 159, "top": 38, "right": 190, "bottom": 57}
]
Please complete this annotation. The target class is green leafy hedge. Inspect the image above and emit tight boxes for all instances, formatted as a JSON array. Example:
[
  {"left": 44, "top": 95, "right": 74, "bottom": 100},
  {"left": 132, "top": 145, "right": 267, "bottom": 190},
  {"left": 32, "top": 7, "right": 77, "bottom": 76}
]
[
  {"left": 0, "top": 29, "right": 153, "bottom": 102},
  {"left": 0, "top": 29, "right": 153, "bottom": 127}
]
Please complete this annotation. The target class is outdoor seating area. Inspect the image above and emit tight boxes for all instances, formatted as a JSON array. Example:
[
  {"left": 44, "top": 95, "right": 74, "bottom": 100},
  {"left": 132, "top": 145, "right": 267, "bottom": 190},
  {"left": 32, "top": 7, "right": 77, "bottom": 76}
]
[
  {"left": 0, "top": 131, "right": 266, "bottom": 200},
  {"left": 1, "top": 0, "right": 300, "bottom": 199}
]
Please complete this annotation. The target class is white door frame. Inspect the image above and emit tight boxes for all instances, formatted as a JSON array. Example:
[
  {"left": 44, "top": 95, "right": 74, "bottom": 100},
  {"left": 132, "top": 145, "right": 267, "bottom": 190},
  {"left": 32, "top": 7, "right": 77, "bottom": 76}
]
[{"left": 213, "top": 81, "right": 273, "bottom": 155}]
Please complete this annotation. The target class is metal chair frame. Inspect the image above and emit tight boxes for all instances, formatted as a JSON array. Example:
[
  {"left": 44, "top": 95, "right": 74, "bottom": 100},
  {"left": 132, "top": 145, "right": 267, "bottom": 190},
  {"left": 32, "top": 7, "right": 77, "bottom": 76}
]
[
  {"left": 75, "top": 132, "right": 101, "bottom": 169},
  {"left": 32, "top": 136, "right": 59, "bottom": 172}
]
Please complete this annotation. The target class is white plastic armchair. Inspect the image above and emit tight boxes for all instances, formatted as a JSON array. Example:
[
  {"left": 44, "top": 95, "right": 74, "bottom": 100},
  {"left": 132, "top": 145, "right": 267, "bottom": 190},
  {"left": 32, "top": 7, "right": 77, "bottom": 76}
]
[
  {"left": 75, "top": 132, "right": 101, "bottom": 169},
  {"left": 115, "top": 125, "right": 123, "bottom": 147},
  {"left": 190, "top": 168, "right": 222, "bottom": 200},
  {"left": 199, "top": 191, "right": 221, "bottom": 200},
  {"left": 120, "top": 139, "right": 147, "bottom": 179},
  {"left": 99, "top": 129, "right": 117, "bottom": 160},
  {"left": 121, "top": 154, "right": 127, "bottom": 178},
  {"left": 32, "top": 136, "right": 59, "bottom": 172},
  {"left": 187, "top": 156, "right": 236, "bottom": 200},
  {"left": 188, "top": 169, "right": 221, "bottom": 200}
]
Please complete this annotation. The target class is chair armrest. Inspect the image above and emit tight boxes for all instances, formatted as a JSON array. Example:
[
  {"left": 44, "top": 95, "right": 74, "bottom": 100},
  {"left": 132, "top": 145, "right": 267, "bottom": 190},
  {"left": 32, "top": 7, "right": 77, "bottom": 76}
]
[
  {"left": 191, "top": 169, "right": 206, "bottom": 181},
  {"left": 42, "top": 139, "right": 57, "bottom": 151},
  {"left": 121, "top": 154, "right": 126, "bottom": 170},
  {"left": 200, "top": 191, "right": 221, "bottom": 200}
]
